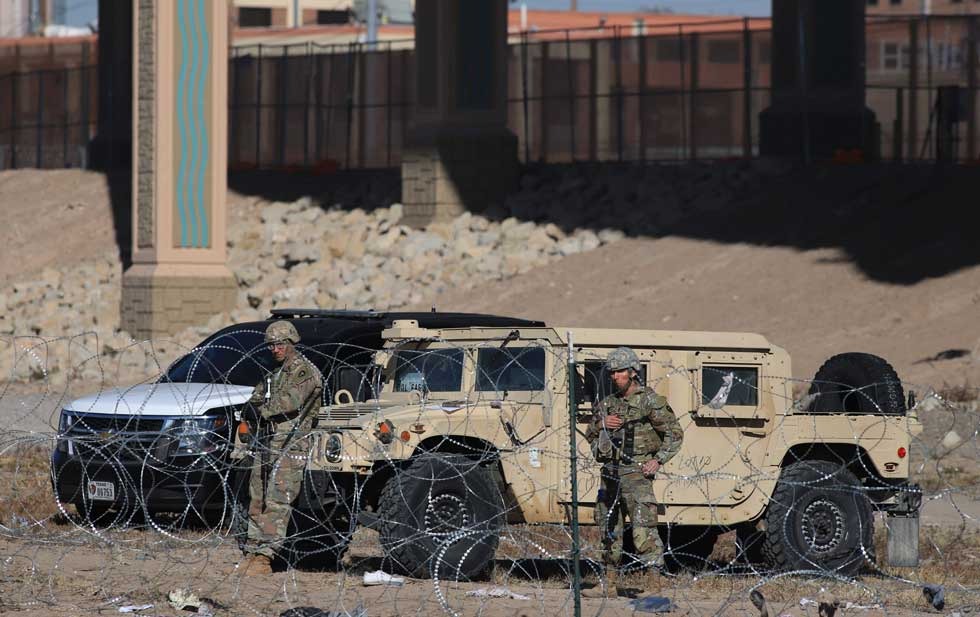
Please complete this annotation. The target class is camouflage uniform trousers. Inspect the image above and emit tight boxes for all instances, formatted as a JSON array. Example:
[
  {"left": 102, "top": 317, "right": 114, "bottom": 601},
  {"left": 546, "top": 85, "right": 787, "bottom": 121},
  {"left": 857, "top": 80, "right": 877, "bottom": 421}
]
[
  {"left": 244, "top": 435, "right": 308, "bottom": 559},
  {"left": 594, "top": 466, "right": 664, "bottom": 567}
]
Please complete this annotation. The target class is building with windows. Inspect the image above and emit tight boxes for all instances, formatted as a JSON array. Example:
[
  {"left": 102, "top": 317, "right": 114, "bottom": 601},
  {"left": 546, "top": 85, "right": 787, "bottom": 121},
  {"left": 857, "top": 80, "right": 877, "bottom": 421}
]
[
  {"left": 232, "top": 0, "right": 414, "bottom": 28},
  {"left": 867, "top": 0, "right": 980, "bottom": 15}
]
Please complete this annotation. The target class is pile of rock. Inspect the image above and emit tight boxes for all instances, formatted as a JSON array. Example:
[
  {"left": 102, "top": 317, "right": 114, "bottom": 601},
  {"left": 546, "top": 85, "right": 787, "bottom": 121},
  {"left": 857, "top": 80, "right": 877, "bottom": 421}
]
[{"left": 0, "top": 160, "right": 768, "bottom": 386}]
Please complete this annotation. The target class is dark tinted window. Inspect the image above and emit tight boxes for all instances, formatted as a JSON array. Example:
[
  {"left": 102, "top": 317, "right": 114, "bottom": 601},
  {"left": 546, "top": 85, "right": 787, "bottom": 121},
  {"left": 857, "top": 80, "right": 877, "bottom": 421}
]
[
  {"left": 393, "top": 349, "right": 464, "bottom": 393},
  {"left": 164, "top": 329, "right": 278, "bottom": 386},
  {"left": 579, "top": 360, "right": 646, "bottom": 404},
  {"left": 702, "top": 366, "right": 758, "bottom": 407},
  {"left": 475, "top": 347, "right": 545, "bottom": 392},
  {"left": 238, "top": 7, "right": 271, "bottom": 27}
]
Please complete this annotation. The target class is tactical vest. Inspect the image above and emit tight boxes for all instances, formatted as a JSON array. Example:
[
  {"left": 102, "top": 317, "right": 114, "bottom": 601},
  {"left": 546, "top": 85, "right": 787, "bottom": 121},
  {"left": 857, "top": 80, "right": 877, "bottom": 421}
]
[{"left": 607, "top": 389, "right": 664, "bottom": 464}]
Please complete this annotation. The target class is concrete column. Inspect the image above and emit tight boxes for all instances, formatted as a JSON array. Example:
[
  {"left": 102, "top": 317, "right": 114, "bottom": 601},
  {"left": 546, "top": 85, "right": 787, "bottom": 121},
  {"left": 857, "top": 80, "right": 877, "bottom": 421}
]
[
  {"left": 121, "top": 0, "right": 236, "bottom": 340},
  {"left": 401, "top": 0, "right": 518, "bottom": 227},
  {"left": 759, "top": 0, "right": 877, "bottom": 159}
]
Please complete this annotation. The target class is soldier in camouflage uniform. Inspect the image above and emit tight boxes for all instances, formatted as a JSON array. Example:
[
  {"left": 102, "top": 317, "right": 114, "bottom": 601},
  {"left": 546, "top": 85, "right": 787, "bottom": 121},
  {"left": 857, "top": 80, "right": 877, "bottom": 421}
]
[
  {"left": 583, "top": 347, "right": 684, "bottom": 597},
  {"left": 240, "top": 321, "right": 322, "bottom": 575}
]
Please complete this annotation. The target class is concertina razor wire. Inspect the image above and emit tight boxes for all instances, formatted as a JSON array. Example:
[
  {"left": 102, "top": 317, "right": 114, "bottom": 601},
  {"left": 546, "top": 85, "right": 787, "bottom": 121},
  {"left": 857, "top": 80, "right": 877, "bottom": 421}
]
[{"left": 0, "top": 330, "right": 978, "bottom": 616}]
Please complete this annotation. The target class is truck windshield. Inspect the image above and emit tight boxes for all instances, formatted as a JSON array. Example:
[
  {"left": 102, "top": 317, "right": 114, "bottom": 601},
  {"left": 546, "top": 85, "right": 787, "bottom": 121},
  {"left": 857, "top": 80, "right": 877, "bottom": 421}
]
[
  {"left": 163, "top": 329, "right": 278, "bottom": 386},
  {"left": 393, "top": 348, "right": 464, "bottom": 393}
]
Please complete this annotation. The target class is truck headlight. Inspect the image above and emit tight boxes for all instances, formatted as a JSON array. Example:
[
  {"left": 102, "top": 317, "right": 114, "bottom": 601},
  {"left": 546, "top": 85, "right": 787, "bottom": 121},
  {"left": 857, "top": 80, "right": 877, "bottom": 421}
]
[
  {"left": 326, "top": 433, "right": 343, "bottom": 463},
  {"left": 175, "top": 416, "right": 226, "bottom": 455}
]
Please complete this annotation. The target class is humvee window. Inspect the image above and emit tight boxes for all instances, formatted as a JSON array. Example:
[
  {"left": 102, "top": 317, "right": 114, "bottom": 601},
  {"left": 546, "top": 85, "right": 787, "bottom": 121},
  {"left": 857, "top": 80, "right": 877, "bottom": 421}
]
[
  {"left": 702, "top": 366, "right": 758, "bottom": 407},
  {"left": 579, "top": 360, "right": 647, "bottom": 405},
  {"left": 393, "top": 349, "right": 464, "bottom": 393},
  {"left": 475, "top": 347, "right": 545, "bottom": 392}
]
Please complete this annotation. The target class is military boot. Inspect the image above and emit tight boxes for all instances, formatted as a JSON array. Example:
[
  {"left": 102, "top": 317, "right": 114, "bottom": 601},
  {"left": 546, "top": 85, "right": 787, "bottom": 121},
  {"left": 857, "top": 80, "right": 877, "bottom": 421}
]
[
  {"left": 582, "top": 569, "right": 619, "bottom": 598},
  {"left": 242, "top": 554, "right": 274, "bottom": 576}
]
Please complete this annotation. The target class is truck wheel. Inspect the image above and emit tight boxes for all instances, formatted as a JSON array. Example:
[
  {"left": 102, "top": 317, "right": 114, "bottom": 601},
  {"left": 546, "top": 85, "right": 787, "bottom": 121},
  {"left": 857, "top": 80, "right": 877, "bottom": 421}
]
[
  {"left": 761, "top": 460, "right": 874, "bottom": 576},
  {"left": 659, "top": 525, "right": 719, "bottom": 572},
  {"left": 807, "top": 353, "right": 905, "bottom": 415},
  {"left": 378, "top": 454, "right": 503, "bottom": 580}
]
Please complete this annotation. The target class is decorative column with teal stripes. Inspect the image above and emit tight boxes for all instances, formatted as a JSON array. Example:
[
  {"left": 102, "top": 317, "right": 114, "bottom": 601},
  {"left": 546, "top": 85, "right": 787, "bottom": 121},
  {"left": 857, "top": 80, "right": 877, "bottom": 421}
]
[{"left": 121, "top": 0, "right": 236, "bottom": 340}]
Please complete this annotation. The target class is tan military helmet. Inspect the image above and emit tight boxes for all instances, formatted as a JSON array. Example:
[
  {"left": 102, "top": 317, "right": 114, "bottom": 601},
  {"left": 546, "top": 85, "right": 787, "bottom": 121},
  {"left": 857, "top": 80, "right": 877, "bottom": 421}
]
[
  {"left": 606, "top": 346, "right": 641, "bottom": 372},
  {"left": 265, "top": 321, "right": 301, "bottom": 344}
]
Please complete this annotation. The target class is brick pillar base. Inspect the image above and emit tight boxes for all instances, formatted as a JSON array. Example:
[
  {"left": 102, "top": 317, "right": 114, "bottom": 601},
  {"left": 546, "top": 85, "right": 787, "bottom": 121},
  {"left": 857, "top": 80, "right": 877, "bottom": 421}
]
[
  {"left": 401, "top": 126, "right": 518, "bottom": 228},
  {"left": 121, "top": 264, "right": 237, "bottom": 340}
]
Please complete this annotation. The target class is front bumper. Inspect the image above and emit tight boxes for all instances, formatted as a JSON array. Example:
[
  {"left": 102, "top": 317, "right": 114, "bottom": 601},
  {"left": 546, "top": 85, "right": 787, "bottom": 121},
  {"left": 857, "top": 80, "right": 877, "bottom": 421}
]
[{"left": 51, "top": 447, "right": 244, "bottom": 514}]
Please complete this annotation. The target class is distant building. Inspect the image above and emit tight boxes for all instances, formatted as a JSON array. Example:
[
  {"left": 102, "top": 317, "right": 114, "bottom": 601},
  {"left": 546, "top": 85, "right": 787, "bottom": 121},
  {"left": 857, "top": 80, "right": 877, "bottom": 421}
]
[
  {"left": 0, "top": 0, "right": 61, "bottom": 37},
  {"left": 867, "top": 0, "right": 980, "bottom": 15},
  {"left": 232, "top": 0, "right": 414, "bottom": 29}
]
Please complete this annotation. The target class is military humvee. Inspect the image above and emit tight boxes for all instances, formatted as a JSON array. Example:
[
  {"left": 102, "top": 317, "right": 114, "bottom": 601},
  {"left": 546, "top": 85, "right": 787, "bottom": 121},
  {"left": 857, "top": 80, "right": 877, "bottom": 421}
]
[{"left": 291, "top": 321, "right": 922, "bottom": 579}]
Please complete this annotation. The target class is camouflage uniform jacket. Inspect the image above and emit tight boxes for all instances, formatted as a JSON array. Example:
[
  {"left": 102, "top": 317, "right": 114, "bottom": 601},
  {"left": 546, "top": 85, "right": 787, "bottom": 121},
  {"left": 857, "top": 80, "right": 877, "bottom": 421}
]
[
  {"left": 585, "top": 385, "right": 684, "bottom": 465},
  {"left": 248, "top": 352, "right": 323, "bottom": 446}
]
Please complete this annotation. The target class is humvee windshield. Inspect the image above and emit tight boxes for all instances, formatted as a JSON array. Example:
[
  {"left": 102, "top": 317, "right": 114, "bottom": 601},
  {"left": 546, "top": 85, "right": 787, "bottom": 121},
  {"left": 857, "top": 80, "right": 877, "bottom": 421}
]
[{"left": 393, "top": 348, "right": 464, "bottom": 393}]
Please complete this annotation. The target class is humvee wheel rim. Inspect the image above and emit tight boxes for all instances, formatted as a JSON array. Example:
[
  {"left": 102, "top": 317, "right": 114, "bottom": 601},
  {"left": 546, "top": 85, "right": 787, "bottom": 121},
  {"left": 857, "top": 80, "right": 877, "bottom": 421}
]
[
  {"left": 424, "top": 493, "right": 470, "bottom": 539},
  {"left": 801, "top": 498, "right": 845, "bottom": 554}
]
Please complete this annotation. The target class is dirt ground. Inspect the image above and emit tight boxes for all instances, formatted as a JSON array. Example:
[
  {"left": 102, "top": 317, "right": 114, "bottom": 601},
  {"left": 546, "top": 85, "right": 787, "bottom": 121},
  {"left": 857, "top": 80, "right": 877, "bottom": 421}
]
[{"left": 2, "top": 166, "right": 979, "bottom": 615}]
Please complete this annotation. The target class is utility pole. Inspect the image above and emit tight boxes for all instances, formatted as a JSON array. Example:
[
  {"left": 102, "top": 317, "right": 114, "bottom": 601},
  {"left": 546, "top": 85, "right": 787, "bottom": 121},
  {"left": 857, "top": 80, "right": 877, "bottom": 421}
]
[
  {"left": 570, "top": 0, "right": 578, "bottom": 10},
  {"left": 367, "top": 0, "right": 379, "bottom": 48}
]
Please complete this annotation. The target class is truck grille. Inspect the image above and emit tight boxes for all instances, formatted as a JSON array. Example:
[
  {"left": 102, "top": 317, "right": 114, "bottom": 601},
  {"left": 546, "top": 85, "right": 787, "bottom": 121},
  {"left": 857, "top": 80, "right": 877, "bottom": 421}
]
[
  {"left": 64, "top": 414, "right": 173, "bottom": 462},
  {"left": 320, "top": 407, "right": 367, "bottom": 422}
]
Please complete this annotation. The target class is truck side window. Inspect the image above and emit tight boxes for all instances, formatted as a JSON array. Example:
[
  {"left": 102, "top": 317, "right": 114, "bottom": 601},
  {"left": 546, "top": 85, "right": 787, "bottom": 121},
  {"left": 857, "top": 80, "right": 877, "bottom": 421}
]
[
  {"left": 475, "top": 347, "right": 545, "bottom": 392},
  {"left": 702, "top": 366, "right": 758, "bottom": 407}
]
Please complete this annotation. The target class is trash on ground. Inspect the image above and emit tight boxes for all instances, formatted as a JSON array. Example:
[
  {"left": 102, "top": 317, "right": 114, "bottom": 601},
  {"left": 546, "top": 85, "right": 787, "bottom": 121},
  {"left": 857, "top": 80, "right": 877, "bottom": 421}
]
[
  {"left": 362, "top": 570, "right": 404, "bottom": 586},
  {"left": 118, "top": 605, "right": 154, "bottom": 613},
  {"left": 280, "top": 605, "right": 366, "bottom": 617},
  {"left": 465, "top": 587, "right": 530, "bottom": 600},
  {"left": 629, "top": 595, "right": 675, "bottom": 613},
  {"left": 923, "top": 584, "right": 946, "bottom": 611},
  {"left": 168, "top": 588, "right": 202, "bottom": 611}
]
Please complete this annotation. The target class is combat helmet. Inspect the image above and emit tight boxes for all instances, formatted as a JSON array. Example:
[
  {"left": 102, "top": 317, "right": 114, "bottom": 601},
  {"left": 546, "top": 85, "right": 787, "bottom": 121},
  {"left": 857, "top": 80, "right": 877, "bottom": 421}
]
[
  {"left": 606, "top": 346, "right": 641, "bottom": 372},
  {"left": 265, "top": 321, "right": 301, "bottom": 344}
]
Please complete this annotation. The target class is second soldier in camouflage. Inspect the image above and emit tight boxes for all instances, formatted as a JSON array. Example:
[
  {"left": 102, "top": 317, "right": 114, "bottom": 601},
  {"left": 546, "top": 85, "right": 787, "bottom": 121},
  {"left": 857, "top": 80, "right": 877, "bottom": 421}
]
[{"left": 583, "top": 346, "right": 684, "bottom": 597}]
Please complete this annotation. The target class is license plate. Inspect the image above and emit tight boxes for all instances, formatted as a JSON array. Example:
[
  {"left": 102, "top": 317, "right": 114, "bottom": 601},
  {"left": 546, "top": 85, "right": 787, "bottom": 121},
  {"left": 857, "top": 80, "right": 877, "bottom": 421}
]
[{"left": 87, "top": 481, "right": 115, "bottom": 502}]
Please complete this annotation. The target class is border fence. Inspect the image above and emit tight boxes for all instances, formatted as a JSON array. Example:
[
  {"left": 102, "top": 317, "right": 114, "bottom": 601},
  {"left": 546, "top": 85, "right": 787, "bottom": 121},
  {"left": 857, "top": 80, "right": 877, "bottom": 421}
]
[{"left": 2, "top": 16, "right": 980, "bottom": 170}]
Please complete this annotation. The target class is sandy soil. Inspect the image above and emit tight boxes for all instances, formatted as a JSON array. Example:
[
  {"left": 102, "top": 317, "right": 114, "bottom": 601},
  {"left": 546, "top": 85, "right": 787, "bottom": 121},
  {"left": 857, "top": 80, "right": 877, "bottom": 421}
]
[{"left": 411, "top": 236, "right": 980, "bottom": 388}]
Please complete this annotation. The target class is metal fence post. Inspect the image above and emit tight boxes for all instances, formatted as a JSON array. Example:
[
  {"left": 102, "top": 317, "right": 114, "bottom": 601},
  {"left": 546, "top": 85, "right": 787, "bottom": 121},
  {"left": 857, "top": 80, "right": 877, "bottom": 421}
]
[
  {"left": 639, "top": 33, "right": 647, "bottom": 162},
  {"left": 541, "top": 41, "right": 550, "bottom": 163},
  {"left": 908, "top": 20, "right": 918, "bottom": 160},
  {"left": 278, "top": 51, "right": 288, "bottom": 168},
  {"left": 615, "top": 27, "right": 624, "bottom": 163},
  {"left": 967, "top": 16, "right": 977, "bottom": 161},
  {"left": 678, "top": 25, "right": 687, "bottom": 161},
  {"left": 256, "top": 43, "right": 263, "bottom": 167},
  {"left": 566, "top": 30, "right": 576, "bottom": 161},
  {"left": 344, "top": 42, "right": 355, "bottom": 169},
  {"left": 742, "top": 17, "right": 752, "bottom": 158},
  {"left": 522, "top": 32, "right": 530, "bottom": 163},
  {"left": 566, "top": 332, "right": 582, "bottom": 617},
  {"left": 689, "top": 32, "right": 699, "bottom": 161}
]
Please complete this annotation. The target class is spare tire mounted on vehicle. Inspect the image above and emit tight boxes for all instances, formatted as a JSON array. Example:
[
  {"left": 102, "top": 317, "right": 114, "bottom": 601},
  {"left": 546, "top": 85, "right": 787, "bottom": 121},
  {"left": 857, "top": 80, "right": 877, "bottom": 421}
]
[{"left": 807, "top": 352, "right": 906, "bottom": 415}]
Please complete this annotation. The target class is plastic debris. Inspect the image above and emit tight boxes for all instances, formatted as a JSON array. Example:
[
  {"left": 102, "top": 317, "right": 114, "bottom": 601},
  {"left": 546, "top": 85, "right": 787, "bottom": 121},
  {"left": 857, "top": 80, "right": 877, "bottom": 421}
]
[
  {"left": 167, "top": 589, "right": 216, "bottom": 615},
  {"left": 923, "top": 584, "right": 945, "bottom": 611},
  {"left": 629, "top": 596, "right": 675, "bottom": 613},
  {"left": 362, "top": 570, "right": 404, "bottom": 586},
  {"left": 708, "top": 372, "right": 734, "bottom": 409},
  {"left": 118, "top": 605, "right": 154, "bottom": 613},
  {"left": 280, "top": 606, "right": 366, "bottom": 617},
  {"left": 465, "top": 587, "right": 531, "bottom": 600},
  {"left": 749, "top": 589, "right": 769, "bottom": 617}
]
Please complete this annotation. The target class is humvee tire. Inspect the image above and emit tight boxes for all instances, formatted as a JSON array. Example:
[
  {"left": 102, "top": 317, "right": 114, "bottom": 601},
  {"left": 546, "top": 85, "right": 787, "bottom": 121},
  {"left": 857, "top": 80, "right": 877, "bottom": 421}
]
[
  {"left": 761, "top": 460, "right": 874, "bottom": 576},
  {"left": 807, "top": 353, "right": 905, "bottom": 415},
  {"left": 378, "top": 454, "right": 503, "bottom": 580}
]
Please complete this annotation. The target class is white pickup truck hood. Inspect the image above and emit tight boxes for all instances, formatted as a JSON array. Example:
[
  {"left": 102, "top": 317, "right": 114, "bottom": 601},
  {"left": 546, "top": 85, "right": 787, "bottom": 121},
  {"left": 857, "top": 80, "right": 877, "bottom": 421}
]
[{"left": 66, "top": 382, "right": 255, "bottom": 417}]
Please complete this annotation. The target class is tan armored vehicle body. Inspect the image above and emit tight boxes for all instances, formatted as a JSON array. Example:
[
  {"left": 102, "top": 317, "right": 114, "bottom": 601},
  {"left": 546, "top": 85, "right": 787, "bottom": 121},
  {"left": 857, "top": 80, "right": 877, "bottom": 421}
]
[{"left": 299, "top": 321, "right": 922, "bottom": 578}]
